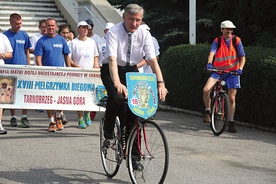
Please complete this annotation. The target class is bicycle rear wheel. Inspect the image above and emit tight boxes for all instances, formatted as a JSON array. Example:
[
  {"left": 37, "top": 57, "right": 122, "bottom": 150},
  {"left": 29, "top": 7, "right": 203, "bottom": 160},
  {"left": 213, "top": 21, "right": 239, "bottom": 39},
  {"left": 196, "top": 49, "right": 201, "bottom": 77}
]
[
  {"left": 100, "top": 116, "right": 122, "bottom": 177},
  {"left": 127, "top": 120, "right": 169, "bottom": 184},
  {"left": 210, "top": 92, "right": 230, "bottom": 136}
]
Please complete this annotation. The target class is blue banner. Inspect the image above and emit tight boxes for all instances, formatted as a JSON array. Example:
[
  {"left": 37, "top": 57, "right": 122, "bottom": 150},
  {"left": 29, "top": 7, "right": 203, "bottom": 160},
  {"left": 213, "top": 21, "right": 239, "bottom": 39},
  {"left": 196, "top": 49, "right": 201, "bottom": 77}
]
[{"left": 126, "top": 72, "right": 158, "bottom": 119}]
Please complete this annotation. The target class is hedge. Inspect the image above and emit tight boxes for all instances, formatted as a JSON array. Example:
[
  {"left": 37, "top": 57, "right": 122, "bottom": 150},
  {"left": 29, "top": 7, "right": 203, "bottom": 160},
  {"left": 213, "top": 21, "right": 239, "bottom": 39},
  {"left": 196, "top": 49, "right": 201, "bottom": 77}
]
[{"left": 159, "top": 44, "right": 276, "bottom": 130}]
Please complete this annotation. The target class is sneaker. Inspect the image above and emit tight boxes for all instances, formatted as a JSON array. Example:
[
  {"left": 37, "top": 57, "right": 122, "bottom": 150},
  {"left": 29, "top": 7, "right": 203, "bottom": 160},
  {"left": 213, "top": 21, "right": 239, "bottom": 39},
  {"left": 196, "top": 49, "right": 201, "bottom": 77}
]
[
  {"left": 60, "top": 113, "right": 68, "bottom": 125},
  {"left": 0, "top": 128, "right": 7, "bottom": 135},
  {"left": 228, "top": 121, "right": 237, "bottom": 133},
  {"left": 132, "top": 161, "right": 144, "bottom": 171},
  {"left": 48, "top": 123, "right": 56, "bottom": 132},
  {"left": 203, "top": 110, "right": 211, "bottom": 123},
  {"left": 84, "top": 112, "right": 92, "bottom": 126},
  {"left": 56, "top": 117, "right": 64, "bottom": 131},
  {"left": 78, "top": 118, "right": 86, "bottom": 129},
  {"left": 20, "top": 117, "right": 31, "bottom": 128},
  {"left": 10, "top": 117, "right": 17, "bottom": 127}
]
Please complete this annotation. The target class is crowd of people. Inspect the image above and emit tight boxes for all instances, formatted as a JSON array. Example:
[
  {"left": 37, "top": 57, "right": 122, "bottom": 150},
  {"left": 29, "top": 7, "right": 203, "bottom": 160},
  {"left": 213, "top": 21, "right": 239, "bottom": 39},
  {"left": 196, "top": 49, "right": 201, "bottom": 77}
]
[
  {"left": 1, "top": 4, "right": 245, "bottom": 139},
  {"left": 0, "top": 6, "right": 162, "bottom": 135}
]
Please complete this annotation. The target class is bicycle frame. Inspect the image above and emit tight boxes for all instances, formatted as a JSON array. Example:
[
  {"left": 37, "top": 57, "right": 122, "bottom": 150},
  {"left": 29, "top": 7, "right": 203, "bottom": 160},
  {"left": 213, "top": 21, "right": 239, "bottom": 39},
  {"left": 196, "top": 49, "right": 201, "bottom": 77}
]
[
  {"left": 211, "top": 69, "right": 239, "bottom": 111},
  {"left": 212, "top": 77, "right": 226, "bottom": 116},
  {"left": 126, "top": 117, "right": 169, "bottom": 184},
  {"left": 99, "top": 105, "right": 169, "bottom": 183},
  {"left": 208, "top": 69, "right": 237, "bottom": 136},
  {"left": 100, "top": 100, "right": 153, "bottom": 161},
  {"left": 209, "top": 69, "right": 234, "bottom": 107},
  {"left": 125, "top": 118, "right": 153, "bottom": 160}
]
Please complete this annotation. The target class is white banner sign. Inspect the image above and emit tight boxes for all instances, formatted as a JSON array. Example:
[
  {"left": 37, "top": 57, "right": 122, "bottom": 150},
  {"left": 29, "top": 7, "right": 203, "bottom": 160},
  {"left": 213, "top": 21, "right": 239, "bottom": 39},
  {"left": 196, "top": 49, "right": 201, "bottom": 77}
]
[{"left": 0, "top": 65, "right": 106, "bottom": 111}]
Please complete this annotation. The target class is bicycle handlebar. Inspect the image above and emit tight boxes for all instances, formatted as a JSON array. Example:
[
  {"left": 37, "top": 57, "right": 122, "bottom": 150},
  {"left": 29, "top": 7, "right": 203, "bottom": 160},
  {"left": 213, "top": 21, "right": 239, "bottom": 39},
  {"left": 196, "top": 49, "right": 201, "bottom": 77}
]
[{"left": 206, "top": 68, "right": 239, "bottom": 75}]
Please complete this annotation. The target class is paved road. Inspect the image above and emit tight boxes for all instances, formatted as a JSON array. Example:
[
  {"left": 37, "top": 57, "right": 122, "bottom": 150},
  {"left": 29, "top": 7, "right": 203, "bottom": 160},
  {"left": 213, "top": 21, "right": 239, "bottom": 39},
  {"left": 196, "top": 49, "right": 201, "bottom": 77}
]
[{"left": 0, "top": 109, "right": 276, "bottom": 184}]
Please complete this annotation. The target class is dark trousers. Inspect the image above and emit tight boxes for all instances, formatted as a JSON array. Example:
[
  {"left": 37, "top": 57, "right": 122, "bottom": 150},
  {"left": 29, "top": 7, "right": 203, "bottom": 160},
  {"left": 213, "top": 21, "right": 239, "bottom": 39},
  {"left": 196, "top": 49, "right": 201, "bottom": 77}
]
[{"left": 100, "top": 64, "right": 138, "bottom": 135}]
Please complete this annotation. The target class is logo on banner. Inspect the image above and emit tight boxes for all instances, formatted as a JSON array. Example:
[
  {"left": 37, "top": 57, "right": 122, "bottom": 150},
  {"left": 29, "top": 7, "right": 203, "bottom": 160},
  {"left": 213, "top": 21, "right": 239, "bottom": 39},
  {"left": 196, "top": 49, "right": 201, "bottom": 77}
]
[
  {"left": 96, "top": 85, "right": 107, "bottom": 103},
  {"left": 0, "top": 76, "right": 16, "bottom": 104},
  {"left": 126, "top": 72, "right": 158, "bottom": 119}
]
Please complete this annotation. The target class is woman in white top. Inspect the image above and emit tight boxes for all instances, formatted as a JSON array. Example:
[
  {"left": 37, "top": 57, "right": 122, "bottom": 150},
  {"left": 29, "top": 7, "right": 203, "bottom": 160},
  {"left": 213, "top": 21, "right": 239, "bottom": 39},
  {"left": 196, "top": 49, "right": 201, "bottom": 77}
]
[
  {"left": 70, "top": 21, "right": 99, "bottom": 129},
  {"left": 0, "top": 33, "right": 13, "bottom": 134}
]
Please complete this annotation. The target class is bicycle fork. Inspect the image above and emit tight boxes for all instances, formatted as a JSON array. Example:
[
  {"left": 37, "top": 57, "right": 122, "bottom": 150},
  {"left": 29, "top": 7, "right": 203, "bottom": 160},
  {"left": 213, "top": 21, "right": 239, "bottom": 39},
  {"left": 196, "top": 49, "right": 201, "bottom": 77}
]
[
  {"left": 136, "top": 121, "right": 154, "bottom": 159},
  {"left": 214, "top": 94, "right": 225, "bottom": 119}
]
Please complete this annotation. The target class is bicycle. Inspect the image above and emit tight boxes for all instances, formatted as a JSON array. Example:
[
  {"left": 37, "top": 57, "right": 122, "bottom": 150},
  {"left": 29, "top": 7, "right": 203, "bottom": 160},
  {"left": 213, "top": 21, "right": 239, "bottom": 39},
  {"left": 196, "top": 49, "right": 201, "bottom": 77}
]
[
  {"left": 98, "top": 72, "right": 169, "bottom": 184},
  {"left": 207, "top": 69, "right": 238, "bottom": 136}
]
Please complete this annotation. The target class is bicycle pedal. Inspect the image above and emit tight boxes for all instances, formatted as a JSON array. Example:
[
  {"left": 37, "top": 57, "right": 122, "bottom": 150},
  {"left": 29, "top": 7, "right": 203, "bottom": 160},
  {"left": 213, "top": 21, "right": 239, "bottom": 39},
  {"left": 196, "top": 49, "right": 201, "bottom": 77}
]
[{"left": 103, "top": 140, "right": 111, "bottom": 147}]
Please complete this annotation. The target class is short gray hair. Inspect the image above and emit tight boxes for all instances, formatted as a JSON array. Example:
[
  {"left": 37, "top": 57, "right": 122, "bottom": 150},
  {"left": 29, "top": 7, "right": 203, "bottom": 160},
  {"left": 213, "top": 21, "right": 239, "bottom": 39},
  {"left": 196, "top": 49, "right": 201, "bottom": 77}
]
[{"left": 123, "top": 4, "right": 144, "bottom": 16}]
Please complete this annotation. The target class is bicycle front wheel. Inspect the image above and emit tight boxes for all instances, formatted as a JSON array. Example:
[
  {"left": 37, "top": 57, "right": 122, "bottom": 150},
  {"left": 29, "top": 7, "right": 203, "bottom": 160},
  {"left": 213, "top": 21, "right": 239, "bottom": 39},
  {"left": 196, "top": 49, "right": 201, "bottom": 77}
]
[
  {"left": 127, "top": 120, "right": 169, "bottom": 184},
  {"left": 100, "top": 116, "right": 122, "bottom": 177},
  {"left": 211, "top": 92, "right": 230, "bottom": 136}
]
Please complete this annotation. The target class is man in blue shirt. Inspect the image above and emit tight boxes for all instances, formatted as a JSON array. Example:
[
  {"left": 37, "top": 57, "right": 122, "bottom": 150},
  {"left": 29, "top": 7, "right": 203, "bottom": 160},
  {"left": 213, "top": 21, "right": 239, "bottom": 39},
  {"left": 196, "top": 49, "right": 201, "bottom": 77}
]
[
  {"left": 3, "top": 13, "right": 32, "bottom": 128},
  {"left": 34, "top": 18, "right": 71, "bottom": 132}
]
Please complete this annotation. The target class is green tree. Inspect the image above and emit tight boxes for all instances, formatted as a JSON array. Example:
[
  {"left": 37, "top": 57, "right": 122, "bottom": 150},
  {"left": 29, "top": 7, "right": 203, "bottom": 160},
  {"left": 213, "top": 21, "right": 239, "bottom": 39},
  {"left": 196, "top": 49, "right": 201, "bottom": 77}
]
[
  {"left": 108, "top": 0, "right": 276, "bottom": 54},
  {"left": 108, "top": 0, "right": 187, "bottom": 54},
  {"left": 208, "top": 0, "right": 276, "bottom": 47}
]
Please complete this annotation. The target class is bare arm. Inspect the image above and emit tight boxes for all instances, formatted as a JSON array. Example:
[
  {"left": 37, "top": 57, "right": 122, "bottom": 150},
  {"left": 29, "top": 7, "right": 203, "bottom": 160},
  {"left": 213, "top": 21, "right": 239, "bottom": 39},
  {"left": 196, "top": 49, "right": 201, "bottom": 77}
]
[
  {"left": 69, "top": 56, "right": 80, "bottom": 67},
  {"left": 93, "top": 56, "right": 100, "bottom": 68},
  {"left": 207, "top": 52, "right": 215, "bottom": 64},
  {"left": 239, "top": 56, "right": 246, "bottom": 70},
  {"left": 137, "top": 58, "right": 147, "bottom": 68},
  {"left": 29, "top": 48, "right": 34, "bottom": 54},
  {"left": 148, "top": 58, "right": 168, "bottom": 101},
  {"left": 0, "top": 52, "right": 12, "bottom": 59},
  {"left": 70, "top": 60, "right": 80, "bottom": 67},
  {"left": 25, "top": 49, "right": 30, "bottom": 65},
  {"left": 68, "top": 53, "right": 80, "bottom": 67},
  {"left": 64, "top": 55, "right": 71, "bottom": 67},
  {"left": 36, "top": 55, "right": 42, "bottom": 66}
]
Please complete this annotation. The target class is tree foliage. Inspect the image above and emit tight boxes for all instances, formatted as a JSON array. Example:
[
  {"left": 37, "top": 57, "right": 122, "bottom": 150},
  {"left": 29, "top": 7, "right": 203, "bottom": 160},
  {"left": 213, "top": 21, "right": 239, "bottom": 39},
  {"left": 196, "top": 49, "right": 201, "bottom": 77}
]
[
  {"left": 209, "top": 0, "right": 276, "bottom": 47},
  {"left": 108, "top": 0, "right": 276, "bottom": 54},
  {"left": 108, "top": 0, "right": 187, "bottom": 54}
]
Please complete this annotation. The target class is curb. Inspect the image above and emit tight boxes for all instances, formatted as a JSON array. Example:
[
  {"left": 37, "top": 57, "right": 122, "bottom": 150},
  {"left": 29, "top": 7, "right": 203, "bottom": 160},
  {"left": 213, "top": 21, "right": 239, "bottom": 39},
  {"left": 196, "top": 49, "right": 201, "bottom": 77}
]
[{"left": 158, "top": 105, "right": 276, "bottom": 133}]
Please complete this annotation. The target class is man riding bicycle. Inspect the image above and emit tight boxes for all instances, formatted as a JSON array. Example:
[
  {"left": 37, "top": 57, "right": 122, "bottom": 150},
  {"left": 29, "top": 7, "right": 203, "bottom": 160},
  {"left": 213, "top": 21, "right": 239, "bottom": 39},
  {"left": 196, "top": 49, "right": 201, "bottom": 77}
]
[
  {"left": 203, "top": 20, "right": 246, "bottom": 133},
  {"left": 100, "top": 4, "right": 168, "bottom": 170}
]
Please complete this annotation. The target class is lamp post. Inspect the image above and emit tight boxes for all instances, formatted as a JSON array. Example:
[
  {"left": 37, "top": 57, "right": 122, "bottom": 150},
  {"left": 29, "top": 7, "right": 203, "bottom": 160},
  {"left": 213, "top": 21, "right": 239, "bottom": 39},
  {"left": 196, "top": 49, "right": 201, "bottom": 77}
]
[{"left": 189, "top": 0, "right": 196, "bottom": 45}]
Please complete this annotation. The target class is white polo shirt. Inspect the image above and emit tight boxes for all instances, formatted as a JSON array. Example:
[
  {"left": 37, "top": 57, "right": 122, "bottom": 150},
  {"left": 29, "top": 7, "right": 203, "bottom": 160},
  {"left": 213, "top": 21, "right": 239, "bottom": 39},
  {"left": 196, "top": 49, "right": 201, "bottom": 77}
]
[
  {"left": 103, "top": 22, "right": 156, "bottom": 66},
  {"left": 30, "top": 33, "right": 43, "bottom": 66},
  {"left": 0, "top": 33, "right": 13, "bottom": 65}
]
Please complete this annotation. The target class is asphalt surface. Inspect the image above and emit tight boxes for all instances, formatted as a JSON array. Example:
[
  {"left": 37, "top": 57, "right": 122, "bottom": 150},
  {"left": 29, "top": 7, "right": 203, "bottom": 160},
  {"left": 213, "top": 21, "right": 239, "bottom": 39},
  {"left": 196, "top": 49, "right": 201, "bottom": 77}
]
[{"left": 0, "top": 109, "right": 276, "bottom": 184}]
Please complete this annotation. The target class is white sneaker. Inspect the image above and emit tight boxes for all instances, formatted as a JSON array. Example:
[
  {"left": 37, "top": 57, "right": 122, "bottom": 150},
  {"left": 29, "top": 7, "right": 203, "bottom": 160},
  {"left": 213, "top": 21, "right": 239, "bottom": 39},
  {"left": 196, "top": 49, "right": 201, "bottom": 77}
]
[{"left": 0, "top": 126, "right": 7, "bottom": 134}]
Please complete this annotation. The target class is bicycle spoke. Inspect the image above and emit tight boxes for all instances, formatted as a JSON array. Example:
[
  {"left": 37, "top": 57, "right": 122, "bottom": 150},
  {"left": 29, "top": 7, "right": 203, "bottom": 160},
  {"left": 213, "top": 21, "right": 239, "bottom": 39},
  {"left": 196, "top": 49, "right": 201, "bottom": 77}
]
[
  {"left": 127, "top": 120, "right": 169, "bottom": 184},
  {"left": 211, "top": 93, "right": 230, "bottom": 136},
  {"left": 100, "top": 117, "right": 122, "bottom": 177}
]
